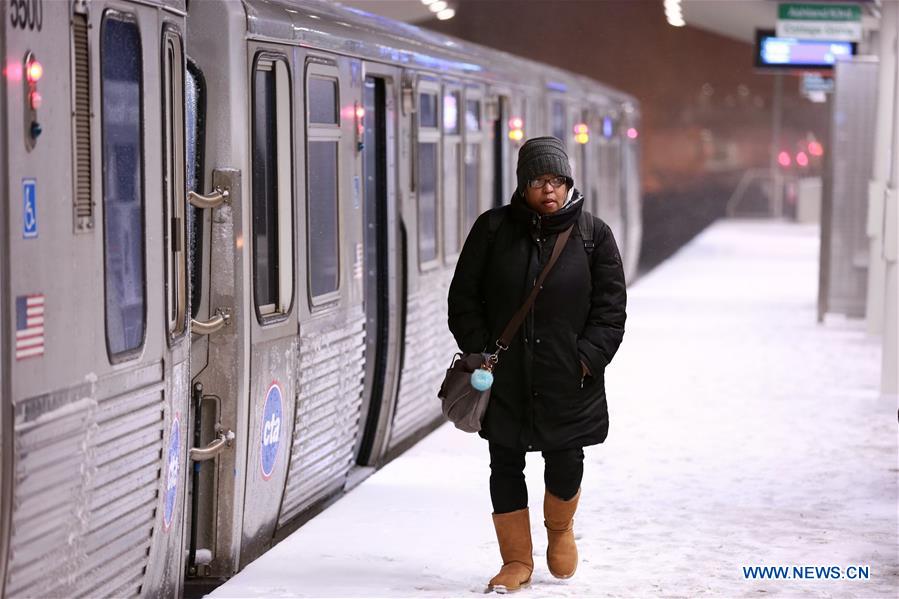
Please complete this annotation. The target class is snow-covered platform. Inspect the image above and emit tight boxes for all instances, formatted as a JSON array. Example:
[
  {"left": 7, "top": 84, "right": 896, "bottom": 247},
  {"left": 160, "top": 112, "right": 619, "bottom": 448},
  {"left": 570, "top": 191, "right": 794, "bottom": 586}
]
[{"left": 208, "top": 220, "right": 896, "bottom": 598}]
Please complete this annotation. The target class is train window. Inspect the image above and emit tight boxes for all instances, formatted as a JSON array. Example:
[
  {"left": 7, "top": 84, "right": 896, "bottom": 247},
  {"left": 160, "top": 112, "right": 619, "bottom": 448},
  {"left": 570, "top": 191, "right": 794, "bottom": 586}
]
[
  {"left": 252, "top": 55, "right": 294, "bottom": 320},
  {"left": 100, "top": 13, "right": 146, "bottom": 361},
  {"left": 464, "top": 143, "right": 480, "bottom": 232},
  {"left": 163, "top": 28, "right": 188, "bottom": 341},
  {"left": 308, "top": 141, "right": 340, "bottom": 298},
  {"left": 443, "top": 91, "right": 460, "bottom": 134},
  {"left": 465, "top": 100, "right": 480, "bottom": 132},
  {"left": 186, "top": 60, "right": 206, "bottom": 320},
  {"left": 419, "top": 92, "right": 438, "bottom": 128},
  {"left": 309, "top": 77, "right": 338, "bottom": 125},
  {"left": 552, "top": 100, "right": 566, "bottom": 141},
  {"left": 418, "top": 142, "right": 438, "bottom": 263}
]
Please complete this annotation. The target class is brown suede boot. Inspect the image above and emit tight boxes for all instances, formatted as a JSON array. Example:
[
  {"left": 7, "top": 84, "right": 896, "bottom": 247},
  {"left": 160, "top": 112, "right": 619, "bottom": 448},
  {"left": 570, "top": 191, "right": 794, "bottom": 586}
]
[
  {"left": 487, "top": 508, "right": 533, "bottom": 593},
  {"left": 544, "top": 489, "right": 580, "bottom": 579}
]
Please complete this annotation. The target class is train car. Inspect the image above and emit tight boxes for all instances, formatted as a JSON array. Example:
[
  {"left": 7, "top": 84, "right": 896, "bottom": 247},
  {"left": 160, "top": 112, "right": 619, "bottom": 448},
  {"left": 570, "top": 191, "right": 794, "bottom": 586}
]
[
  {"left": 0, "top": 0, "right": 641, "bottom": 596},
  {"left": 1, "top": 0, "right": 191, "bottom": 596}
]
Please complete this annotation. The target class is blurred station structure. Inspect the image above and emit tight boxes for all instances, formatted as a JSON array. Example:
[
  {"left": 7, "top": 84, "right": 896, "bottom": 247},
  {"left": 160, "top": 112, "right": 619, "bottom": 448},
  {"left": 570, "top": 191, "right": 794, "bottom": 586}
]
[{"left": 347, "top": 0, "right": 897, "bottom": 398}]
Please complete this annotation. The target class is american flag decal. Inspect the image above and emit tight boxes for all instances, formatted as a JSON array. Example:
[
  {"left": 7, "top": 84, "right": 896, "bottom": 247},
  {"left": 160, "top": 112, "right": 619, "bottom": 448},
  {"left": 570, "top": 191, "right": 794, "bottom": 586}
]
[{"left": 15, "top": 294, "right": 45, "bottom": 360}]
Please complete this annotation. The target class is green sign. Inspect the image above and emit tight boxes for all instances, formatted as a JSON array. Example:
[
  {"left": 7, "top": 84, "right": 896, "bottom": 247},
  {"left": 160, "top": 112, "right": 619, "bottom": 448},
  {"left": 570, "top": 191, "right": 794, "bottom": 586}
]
[
  {"left": 777, "top": 2, "right": 862, "bottom": 41},
  {"left": 779, "top": 3, "right": 861, "bottom": 22}
]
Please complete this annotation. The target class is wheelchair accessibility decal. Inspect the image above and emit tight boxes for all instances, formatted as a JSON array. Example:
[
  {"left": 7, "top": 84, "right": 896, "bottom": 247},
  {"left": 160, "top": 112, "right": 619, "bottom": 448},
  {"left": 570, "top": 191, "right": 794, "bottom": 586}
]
[{"left": 23, "top": 179, "right": 37, "bottom": 239}]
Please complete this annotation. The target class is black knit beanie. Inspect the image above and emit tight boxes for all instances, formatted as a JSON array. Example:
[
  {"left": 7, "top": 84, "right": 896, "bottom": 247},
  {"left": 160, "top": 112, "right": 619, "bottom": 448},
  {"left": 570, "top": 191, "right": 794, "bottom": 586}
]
[{"left": 516, "top": 136, "right": 573, "bottom": 194}]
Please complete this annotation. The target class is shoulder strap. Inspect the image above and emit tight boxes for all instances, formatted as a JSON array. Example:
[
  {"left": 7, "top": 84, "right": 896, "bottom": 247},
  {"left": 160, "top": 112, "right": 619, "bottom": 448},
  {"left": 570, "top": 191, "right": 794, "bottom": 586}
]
[
  {"left": 578, "top": 210, "right": 595, "bottom": 255},
  {"left": 495, "top": 225, "right": 573, "bottom": 351}
]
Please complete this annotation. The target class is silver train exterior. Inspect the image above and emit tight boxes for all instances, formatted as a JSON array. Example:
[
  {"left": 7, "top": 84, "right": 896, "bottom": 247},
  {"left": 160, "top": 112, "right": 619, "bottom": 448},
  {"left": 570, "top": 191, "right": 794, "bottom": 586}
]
[{"left": 0, "top": 0, "right": 641, "bottom": 596}]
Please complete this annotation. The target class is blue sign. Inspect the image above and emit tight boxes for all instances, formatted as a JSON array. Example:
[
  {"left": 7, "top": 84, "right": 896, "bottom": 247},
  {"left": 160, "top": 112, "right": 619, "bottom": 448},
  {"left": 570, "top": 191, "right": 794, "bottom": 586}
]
[
  {"left": 260, "top": 383, "right": 282, "bottom": 480},
  {"left": 163, "top": 416, "right": 180, "bottom": 530},
  {"left": 22, "top": 179, "right": 37, "bottom": 239}
]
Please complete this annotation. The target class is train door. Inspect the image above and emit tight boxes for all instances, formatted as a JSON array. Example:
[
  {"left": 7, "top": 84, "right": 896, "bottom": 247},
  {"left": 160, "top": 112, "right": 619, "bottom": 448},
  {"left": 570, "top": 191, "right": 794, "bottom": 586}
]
[
  {"left": 182, "top": 0, "right": 251, "bottom": 581},
  {"left": 2, "top": 2, "right": 190, "bottom": 596},
  {"left": 275, "top": 52, "right": 370, "bottom": 533},
  {"left": 354, "top": 64, "right": 403, "bottom": 468},
  {"left": 462, "top": 84, "right": 489, "bottom": 231},
  {"left": 507, "top": 94, "right": 527, "bottom": 199},
  {"left": 238, "top": 43, "right": 299, "bottom": 564},
  {"left": 443, "top": 81, "right": 463, "bottom": 263},
  {"left": 386, "top": 75, "right": 446, "bottom": 452}
]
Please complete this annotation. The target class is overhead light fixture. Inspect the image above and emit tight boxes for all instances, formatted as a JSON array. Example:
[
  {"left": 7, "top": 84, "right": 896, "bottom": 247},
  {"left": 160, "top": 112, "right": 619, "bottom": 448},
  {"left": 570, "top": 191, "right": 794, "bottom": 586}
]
[
  {"left": 430, "top": 1, "right": 448, "bottom": 12},
  {"left": 421, "top": 0, "right": 438, "bottom": 5},
  {"left": 437, "top": 8, "right": 455, "bottom": 20},
  {"left": 664, "top": 0, "right": 686, "bottom": 27}
]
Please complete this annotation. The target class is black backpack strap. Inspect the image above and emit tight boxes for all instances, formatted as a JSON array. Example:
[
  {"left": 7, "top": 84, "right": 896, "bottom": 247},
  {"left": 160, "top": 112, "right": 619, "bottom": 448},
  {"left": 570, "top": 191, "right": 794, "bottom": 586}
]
[{"left": 578, "top": 210, "right": 595, "bottom": 255}]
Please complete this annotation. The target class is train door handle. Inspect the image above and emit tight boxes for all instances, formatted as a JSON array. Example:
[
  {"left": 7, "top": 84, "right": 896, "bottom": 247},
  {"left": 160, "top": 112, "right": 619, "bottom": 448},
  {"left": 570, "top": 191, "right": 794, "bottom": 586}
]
[
  {"left": 191, "top": 308, "right": 231, "bottom": 335},
  {"left": 188, "top": 187, "right": 230, "bottom": 209},
  {"left": 189, "top": 427, "right": 235, "bottom": 462}
]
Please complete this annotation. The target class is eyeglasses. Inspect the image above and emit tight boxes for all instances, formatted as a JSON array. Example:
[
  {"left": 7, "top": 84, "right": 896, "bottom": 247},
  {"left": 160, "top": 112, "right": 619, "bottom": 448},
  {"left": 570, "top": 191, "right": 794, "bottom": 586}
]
[{"left": 527, "top": 176, "right": 567, "bottom": 189}]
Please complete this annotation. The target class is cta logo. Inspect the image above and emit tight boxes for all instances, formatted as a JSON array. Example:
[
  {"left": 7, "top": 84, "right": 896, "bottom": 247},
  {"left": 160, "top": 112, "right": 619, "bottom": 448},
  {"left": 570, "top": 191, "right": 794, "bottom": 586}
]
[
  {"left": 163, "top": 415, "right": 180, "bottom": 531},
  {"left": 260, "top": 383, "right": 282, "bottom": 480}
]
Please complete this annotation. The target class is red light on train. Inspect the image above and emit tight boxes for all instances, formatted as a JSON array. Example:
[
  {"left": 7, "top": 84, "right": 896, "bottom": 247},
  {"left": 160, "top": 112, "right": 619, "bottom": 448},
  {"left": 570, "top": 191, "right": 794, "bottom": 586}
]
[
  {"left": 808, "top": 141, "right": 823, "bottom": 156},
  {"left": 778, "top": 151, "right": 791, "bottom": 167},
  {"left": 4, "top": 62, "right": 22, "bottom": 82},
  {"left": 26, "top": 59, "right": 43, "bottom": 83},
  {"left": 796, "top": 151, "right": 809, "bottom": 167}
]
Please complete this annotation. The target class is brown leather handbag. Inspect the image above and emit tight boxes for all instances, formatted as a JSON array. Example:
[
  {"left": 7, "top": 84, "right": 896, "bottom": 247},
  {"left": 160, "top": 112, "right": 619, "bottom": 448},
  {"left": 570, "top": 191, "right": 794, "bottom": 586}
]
[{"left": 439, "top": 226, "right": 573, "bottom": 433}]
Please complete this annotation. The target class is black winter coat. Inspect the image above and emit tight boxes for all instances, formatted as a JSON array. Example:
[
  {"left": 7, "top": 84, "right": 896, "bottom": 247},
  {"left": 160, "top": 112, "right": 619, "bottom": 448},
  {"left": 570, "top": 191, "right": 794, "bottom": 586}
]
[{"left": 447, "top": 190, "right": 627, "bottom": 451}]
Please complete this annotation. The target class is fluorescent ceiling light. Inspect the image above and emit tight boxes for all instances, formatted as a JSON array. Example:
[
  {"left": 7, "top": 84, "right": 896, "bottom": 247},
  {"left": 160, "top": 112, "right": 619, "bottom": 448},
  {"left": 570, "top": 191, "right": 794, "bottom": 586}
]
[
  {"left": 437, "top": 8, "right": 455, "bottom": 20},
  {"left": 430, "top": 1, "right": 448, "bottom": 12}
]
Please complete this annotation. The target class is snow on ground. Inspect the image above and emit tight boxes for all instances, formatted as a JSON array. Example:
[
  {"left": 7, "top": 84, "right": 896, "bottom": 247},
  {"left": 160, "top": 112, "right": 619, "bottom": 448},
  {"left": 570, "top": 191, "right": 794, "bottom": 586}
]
[{"left": 209, "top": 220, "right": 897, "bottom": 598}]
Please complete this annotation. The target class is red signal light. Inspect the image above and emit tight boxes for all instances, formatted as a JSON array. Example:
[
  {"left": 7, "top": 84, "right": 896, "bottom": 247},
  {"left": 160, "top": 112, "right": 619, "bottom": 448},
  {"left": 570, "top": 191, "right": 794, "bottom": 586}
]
[
  {"left": 796, "top": 151, "right": 809, "bottom": 167},
  {"left": 778, "top": 151, "right": 791, "bottom": 167},
  {"left": 808, "top": 141, "right": 823, "bottom": 157}
]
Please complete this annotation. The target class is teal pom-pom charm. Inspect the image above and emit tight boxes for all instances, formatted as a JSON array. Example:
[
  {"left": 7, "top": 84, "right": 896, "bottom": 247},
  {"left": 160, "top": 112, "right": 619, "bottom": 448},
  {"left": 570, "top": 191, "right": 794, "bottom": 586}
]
[{"left": 471, "top": 368, "right": 494, "bottom": 391}]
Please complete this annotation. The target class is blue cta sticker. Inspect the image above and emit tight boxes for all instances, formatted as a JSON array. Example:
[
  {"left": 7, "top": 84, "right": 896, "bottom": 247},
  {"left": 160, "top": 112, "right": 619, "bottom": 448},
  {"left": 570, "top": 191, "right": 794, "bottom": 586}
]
[
  {"left": 22, "top": 179, "right": 37, "bottom": 239},
  {"left": 163, "top": 415, "right": 180, "bottom": 530},
  {"left": 260, "top": 383, "right": 282, "bottom": 480}
]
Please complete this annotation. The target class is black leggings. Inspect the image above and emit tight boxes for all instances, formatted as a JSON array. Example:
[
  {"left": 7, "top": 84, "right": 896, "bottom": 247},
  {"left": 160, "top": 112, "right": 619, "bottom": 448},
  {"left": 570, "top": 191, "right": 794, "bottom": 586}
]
[{"left": 489, "top": 442, "right": 584, "bottom": 514}]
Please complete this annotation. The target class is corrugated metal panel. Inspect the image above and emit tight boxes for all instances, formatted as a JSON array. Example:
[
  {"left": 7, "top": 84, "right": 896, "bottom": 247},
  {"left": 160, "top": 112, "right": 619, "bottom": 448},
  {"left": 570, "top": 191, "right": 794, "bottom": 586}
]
[
  {"left": 6, "top": 374, "right": 164, "bottom": 598},
  {"left": 388, "top": 272, "right": 456, "bottom": 449},
  {"left": 71, "top": 12, "right": 93, "bottom": 233},
  {"left": 278, "top": 310, "right": 366, "bottom": 526},
  {"left": 826, "top": 59, "right": 878, "bottom": 317}
]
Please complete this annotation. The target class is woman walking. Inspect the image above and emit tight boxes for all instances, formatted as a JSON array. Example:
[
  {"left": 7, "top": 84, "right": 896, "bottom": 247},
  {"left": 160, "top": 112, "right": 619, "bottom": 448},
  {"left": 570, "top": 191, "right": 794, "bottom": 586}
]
[{"left": 448, "top": 136, "right": 627, "bottom": 592}]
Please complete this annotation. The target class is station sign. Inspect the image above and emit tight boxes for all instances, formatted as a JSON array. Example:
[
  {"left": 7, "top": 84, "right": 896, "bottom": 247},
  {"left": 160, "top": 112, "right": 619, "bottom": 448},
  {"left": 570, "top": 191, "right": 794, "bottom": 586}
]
[{"left": 776, "top": 3, "right": 862, "bottom": 42}]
